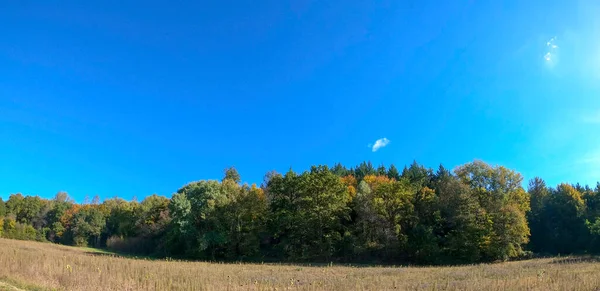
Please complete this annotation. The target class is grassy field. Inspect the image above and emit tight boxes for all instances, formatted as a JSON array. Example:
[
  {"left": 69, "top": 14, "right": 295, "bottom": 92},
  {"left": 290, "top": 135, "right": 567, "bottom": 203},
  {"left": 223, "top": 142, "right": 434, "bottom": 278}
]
[{"left": 1, "top": 238, "right": 600, "bottom": 290}]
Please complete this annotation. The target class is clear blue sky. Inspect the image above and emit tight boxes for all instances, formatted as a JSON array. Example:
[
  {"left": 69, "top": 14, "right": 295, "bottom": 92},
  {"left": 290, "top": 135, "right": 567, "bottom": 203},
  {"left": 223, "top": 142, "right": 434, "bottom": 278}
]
[{"left": 2, "top": 1, "right": 600, "bottom": 202}]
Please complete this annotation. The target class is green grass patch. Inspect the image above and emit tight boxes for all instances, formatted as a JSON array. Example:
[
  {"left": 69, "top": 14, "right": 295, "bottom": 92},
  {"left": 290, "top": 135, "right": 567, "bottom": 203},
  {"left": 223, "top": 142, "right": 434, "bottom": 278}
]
[{"left": 78, "top": 246, "right": 156, "bottom": 261}]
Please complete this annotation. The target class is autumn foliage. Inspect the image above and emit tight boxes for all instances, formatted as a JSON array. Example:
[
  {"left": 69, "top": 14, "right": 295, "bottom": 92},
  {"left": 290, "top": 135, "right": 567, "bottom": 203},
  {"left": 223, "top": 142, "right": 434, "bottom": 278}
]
[{"left": 0, "top": 161, "right": 599, "bottom": 264}]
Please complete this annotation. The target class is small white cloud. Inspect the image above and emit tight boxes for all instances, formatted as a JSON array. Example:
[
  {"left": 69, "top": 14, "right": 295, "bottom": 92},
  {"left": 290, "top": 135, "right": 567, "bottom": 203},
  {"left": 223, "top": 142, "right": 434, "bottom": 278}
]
[
  {"left": 371, "top": 138, "right": 390, "bottom": 152},
  {"left": 544, "top": 37, "right": 559, "bottom": 65}
]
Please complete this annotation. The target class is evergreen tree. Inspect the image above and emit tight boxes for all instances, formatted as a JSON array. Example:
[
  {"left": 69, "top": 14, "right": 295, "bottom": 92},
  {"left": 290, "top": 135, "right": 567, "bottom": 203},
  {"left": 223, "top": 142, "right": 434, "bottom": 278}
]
[{"left": 387, "top": 164, "right": 401, "bottom": 180}]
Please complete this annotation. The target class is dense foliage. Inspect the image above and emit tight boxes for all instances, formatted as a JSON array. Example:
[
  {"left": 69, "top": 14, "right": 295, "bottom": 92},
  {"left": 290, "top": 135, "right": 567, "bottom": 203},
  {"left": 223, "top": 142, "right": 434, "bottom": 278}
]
[{"left": 1, "top": 161, "right": 599, "bottom": 264}]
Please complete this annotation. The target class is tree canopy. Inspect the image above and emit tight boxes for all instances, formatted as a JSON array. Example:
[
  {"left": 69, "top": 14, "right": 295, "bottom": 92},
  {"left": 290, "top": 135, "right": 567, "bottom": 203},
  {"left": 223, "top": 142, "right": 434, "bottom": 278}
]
[{"left": 1, "top": 160, "right": 599, "bottom": 264}]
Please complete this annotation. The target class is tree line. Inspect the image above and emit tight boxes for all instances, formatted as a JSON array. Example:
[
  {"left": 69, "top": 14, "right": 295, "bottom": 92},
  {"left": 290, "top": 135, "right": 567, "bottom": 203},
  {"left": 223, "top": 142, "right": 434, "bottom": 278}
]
[{"left": 0, "top": 160, "right": 599, "bottom": 265}]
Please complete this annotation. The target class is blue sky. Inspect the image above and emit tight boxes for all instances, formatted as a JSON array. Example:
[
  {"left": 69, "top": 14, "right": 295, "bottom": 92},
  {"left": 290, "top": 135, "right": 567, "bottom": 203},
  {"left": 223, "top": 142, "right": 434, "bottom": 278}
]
[{"left": 2, "top": 0, "right": 600, "bottom": 202}]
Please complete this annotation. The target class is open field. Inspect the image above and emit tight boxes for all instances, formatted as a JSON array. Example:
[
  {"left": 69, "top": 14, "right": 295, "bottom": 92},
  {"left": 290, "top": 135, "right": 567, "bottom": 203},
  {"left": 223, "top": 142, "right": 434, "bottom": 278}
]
[{"left": 1, "top": 238, "right": 600, "bottom": 290}]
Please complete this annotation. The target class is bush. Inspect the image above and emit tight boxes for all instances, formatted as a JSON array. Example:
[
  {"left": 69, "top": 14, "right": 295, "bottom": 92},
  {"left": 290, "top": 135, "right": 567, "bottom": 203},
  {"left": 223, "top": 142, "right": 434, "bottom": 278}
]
[
  {"left": 73, "top": 236, "right": 88, "bottom": 247},
  {"left": 2, "top": 219, "right": 45, "bottom": 242}
]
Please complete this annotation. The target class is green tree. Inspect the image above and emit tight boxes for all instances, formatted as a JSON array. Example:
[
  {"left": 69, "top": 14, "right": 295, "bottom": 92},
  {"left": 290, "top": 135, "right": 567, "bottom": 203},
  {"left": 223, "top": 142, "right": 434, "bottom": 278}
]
[
  {"left": 70, "top": 206, "right": 106, "bottom": 247},
  {"left": 174, "top": 180, "right": 229, "bottom": 259},
  {"left": 0, "top": 198, "right": 6, "bottom": 217},
  {"left": 219, "top": 183, "right": 268, "bottom": 260},
  {"left": 376, "top": 164, "right": 387, "bottom": 176},
  {"left": 6, "top": 194, "right": 45, "bottom": 225},
  {"left": 167, "top": 191, "right": 194, "bottom": 255},
  {"left": 223, "top": 167, "right": 241, "bottom": 184},
  {"left": 22, "top": 196, "right": 45, "bottom": 225},
  {"left": 545, "top": 184, "right": 587, "bottom": 253},
  {"left": 402, "top": 161, "right": 432, "bottom": 187},
  {"left": 454, "top": 161, "right": 530, "bottom": 261},
  {"left": 331, "top": 163, "right": 350, "bottom": 177},
  {"left": 355, "top": 161, "right": 375, "bottom": 181},
  {"left": 387, "top": 164, "right": 401, "bottom": 181},
  {"left": 431, "top": 164, "right": 451, "bottom": 186},
  {"left": 527, "top": 177, "right": 550, "bottom": 252},
  {"left": 587, "top": 217, "right": 600, "bottom": 237},
  {"left": 101, "top": 198, "right": 139, "bottom": 239},
  {"left": 352, "top": 181, "right": 375, "bottom": 258},
  {"left": 267, "top": 166, "right": 350, "bottom": 260},
  {"left": 5, "top": 194, "right": 25, "bottom": 220},
  {"left": 585, "top": 183, "right": 600, "bottom": 251},
  {"left": 353, "top": 175, "right": 414, "bottom": 261},
  {"left": 100, "top": 194, "right": 172, "bottom": 255},
  {"left": 583, "top": 184, "right": 600, "bottom": 219},
  {"left": 407, "top": 186, "right": 442, "bottom": 263},
  {"left": 136, "top": 194, "right": 170, "bottom": 237},
  {"left": 436, "top": 176, "right": 487, "bottom": 263},
  {"left": 169, "top": 175, "right": 267, "bottom": 260},
  {"left": 45, "top": 192, "right": 74, "bottom": 242},
  {"left": 2, "top": 218, "right": 39, "bottom": 241}
]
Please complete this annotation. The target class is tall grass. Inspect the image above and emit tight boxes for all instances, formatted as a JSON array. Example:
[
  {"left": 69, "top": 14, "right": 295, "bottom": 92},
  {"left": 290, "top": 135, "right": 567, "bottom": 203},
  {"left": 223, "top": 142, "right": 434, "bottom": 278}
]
[{"left": 1, "top": 238, "right": 600, "bottom": 290}]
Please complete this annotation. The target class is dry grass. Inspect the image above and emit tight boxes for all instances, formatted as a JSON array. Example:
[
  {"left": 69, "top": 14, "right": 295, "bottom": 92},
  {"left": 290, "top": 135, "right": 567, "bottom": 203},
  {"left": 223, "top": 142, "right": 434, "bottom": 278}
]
[{"left": 1, "top": 238, "right": 600, "bottom": 290}]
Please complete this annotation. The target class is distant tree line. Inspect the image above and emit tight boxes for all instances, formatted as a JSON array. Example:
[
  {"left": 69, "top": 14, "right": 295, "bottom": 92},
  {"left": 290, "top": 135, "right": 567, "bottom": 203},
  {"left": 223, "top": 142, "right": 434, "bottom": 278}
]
[{"left": 1, "top": 160, "right": 599, "bottom": 264}]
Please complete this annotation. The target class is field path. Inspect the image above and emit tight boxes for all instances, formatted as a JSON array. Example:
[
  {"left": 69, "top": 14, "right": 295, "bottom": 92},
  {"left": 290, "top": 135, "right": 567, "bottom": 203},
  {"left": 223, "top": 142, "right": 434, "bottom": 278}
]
[{"left": 0, "top": 281, "right": 26, "bottom": 291}]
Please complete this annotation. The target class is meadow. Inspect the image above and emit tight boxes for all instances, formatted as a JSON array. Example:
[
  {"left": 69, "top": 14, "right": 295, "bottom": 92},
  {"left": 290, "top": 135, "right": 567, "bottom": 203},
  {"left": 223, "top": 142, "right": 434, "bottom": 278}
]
[{"left": 2, "top": 238, "right": 600, "bottom": 290}]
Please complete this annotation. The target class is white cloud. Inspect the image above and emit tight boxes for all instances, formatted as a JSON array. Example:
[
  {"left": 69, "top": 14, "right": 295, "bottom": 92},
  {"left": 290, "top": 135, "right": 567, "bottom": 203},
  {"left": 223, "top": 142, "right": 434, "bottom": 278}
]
[
  {"left": 544, "top": 37, "right": 559, "bottom": 66},
  {"left": 371, "top": 138, "right": 390, "bottom": 152}
]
